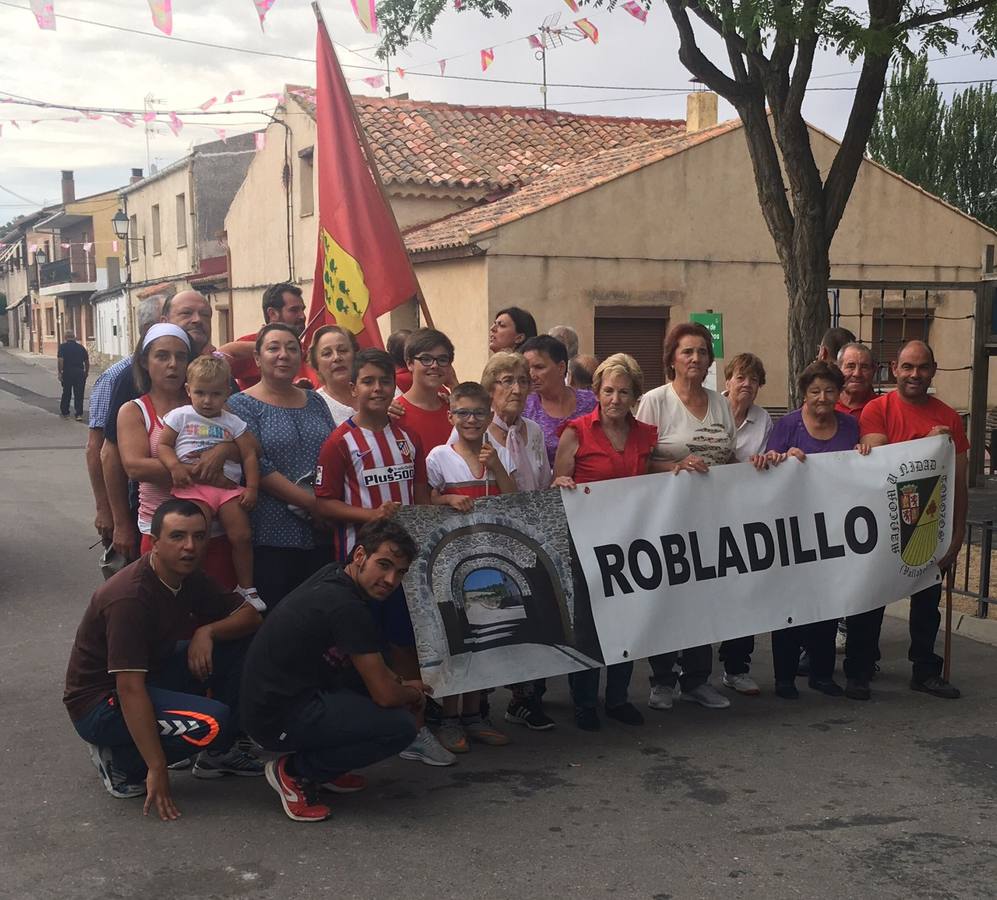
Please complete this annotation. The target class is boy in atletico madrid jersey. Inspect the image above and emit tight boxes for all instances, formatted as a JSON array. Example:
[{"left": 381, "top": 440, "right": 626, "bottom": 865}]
[
  {"left": 314, "top": 349, "right": 455, "bottom": 768},
  {"left": 425, "top": 382, "right": 517, "bottom": 754}
]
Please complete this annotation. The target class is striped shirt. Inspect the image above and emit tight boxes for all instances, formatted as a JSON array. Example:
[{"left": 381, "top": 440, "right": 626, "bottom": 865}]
[
  {"left": 88, "top": 356, "right": 133, "bottom": 429},
  {"left": 428, "top": 443, "right": 509, "bottom": 500},
  {"left": 315, "top": 418, "right": 427, "bottom": 560}
]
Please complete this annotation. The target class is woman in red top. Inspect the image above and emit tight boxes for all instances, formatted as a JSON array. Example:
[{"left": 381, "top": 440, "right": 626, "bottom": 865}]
[{"left": 553, "top": 353, "right": 657, "bottom": 731}]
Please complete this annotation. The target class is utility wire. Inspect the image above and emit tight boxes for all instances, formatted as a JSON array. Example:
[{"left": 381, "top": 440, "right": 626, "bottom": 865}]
[{"left": 0, "top": 182, "right": 42, "bottom": 205}]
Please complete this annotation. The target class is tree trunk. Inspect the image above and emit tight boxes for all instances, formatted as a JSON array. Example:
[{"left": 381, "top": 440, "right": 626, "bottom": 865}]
[{"left": 783, "top": 222, "right": 831, "bottom": 407}]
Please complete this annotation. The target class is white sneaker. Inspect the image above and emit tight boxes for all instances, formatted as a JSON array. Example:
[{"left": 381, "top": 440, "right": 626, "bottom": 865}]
[
  {"left": 681, "top": 683, "right": 731, "bottom": 709},
  {"left": 648, "top": 683, "right": 676, "bottom": 710},
  {"left": 399, "top": 726, "right": 457, "bottom": 767},
  {"left": 835, "top": 628, "right": 847, "bottom": 654},
  {"left": 722, "top": 672, "right": 760, "bottom": 695}
]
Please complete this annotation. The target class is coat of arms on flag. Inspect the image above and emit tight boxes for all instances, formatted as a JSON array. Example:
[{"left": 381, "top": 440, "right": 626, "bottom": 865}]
[{"left": 898, "top": 476, "right": 943, "bottom": 567}]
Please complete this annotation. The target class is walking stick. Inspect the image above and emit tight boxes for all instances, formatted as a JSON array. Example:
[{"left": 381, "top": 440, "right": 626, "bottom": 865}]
[{"left": 943, "top": 564, "right": 954, "bottom": 683}]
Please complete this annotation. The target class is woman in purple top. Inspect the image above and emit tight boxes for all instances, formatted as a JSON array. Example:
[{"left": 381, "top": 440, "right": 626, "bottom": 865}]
[
  {"left": 762, "top": 361, "right": 869, "bottom": 700},
  {"left": 521, "top": 335, "right": 597, "bottom": 465}
]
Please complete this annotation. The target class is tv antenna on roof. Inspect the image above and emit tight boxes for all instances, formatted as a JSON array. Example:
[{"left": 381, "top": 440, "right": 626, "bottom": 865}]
[{"left": 536, "top": 12, "right": 576, "bottom": 110}]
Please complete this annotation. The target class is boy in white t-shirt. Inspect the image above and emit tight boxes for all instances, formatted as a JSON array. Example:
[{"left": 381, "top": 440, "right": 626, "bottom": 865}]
[
  {"left": 158, "top": 356, "right": 263, "bottom": 612},
  {"left": 426, "top": 382, "right": 516, "bottom": 754}
]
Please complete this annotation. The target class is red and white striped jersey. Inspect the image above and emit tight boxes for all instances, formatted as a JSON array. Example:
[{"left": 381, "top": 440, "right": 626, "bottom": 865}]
[
  {"left": 315, "top": 418, "right": 427, "bottom": 560},
  {"left": 426, "top": 443, "right": 508, "bottom": 500}
]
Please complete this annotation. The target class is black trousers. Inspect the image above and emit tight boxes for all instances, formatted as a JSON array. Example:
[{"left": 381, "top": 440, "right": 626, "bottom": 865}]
[
  {"left": 251, "top": 688, "right": 417, "bottom": 782},
  {"left": 648, "top": 645, "right": 712, "bottom": 692},
  {"left": 253, "top": 545, "right": 330, "bottom": 611},
  {"left": 772, "top": 618, "right": 837, "bottom": 683},
  {"left": 908, "top": 583, "right": 945, "bottom": 682},
  {"left": 60, "top": 373, "right": 85, "bottom": 416},
  {"left": 719, "top": 636, "right": 754, "bottom": 676},
  {"left": 843, "top": 605, "right": 885, "bottom": 681}
]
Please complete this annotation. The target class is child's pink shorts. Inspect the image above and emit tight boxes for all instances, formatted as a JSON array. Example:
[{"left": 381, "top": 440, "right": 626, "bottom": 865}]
[{"left": 174, "top": 483, "right": 245, "bottom": 513}]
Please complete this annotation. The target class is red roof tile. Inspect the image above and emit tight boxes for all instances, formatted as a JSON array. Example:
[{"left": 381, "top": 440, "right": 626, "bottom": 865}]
[
  {"left": 403, "top": 119, "right": 743, "bottom": 253},
  {"left": 286, "top": 87, "right": 684, "bottom": 192}
]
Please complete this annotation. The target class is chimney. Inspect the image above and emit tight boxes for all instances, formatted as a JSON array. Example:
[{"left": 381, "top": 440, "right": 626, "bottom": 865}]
[
  {"left": 61, "top": 170, "right": 75, "bottom": 203},
  {"left": 130, "top": 167, "right": 144, "bottom": 184},
  {"left": 686, "top": 92, "right": 718, "bottom": 134}
]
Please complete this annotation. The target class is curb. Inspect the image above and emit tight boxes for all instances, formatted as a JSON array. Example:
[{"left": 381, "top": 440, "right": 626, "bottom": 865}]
[{"left": 885, "top": 597, "right": 997, "bottom": 649}]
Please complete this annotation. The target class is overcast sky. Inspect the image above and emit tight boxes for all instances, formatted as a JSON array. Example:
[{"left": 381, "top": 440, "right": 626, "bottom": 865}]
[{"left": 0, "top": 0, "right": 993, "bottom": 221}]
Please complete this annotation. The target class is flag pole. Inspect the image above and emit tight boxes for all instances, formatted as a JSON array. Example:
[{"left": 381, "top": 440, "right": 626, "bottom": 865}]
[
  {"left": 943, "top": 563, "right": 954, "bottom": 683},
  {"left": 311, "top": 2, "right": 436, "bottom": 330}
]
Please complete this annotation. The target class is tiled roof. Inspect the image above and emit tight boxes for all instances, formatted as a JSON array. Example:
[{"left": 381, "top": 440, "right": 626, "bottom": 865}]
[
  {"left": 285, "top": 87, "right": 684, "bottom": 192},
  {"left": 403, "top": 119, "right": 743, "bottom": 253}
]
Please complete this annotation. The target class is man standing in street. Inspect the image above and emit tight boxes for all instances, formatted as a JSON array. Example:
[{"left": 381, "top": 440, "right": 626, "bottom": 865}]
[
  {"left": 58, "top": 330, "right": 89, "bottom": 421},
  {"left": 859, "top": 340, "right": 967, "bottom": 701}
]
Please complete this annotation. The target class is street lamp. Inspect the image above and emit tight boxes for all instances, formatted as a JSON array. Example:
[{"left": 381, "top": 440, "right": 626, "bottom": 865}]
[
  {"left": 35, "top": 247, "right": 48, "bottom": 266},
  {"left": 111, "top": 209, "right": 129, "bottom": 242}
]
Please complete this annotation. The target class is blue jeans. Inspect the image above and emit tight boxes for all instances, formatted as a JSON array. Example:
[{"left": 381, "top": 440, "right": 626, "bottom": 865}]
[
  {"left": 72, "top": 638, "right": 248, "bottom": 782},
  {"left": 250, "top": 688, "right": 417, "bottom": 782},
  {"left": 569, "top": 662, "right": 634, "bottom": 711}
]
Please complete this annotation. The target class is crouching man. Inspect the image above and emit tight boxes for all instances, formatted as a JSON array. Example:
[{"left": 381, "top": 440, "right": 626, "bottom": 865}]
[
  {"left": 241, "top": 519, "right": 429, "bottom": 823},
  {"left": 63, "top": 498, "right": 264, "bottom": 820}
]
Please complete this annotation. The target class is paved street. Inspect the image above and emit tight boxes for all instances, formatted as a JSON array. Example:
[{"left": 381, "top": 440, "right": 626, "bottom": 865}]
[{"left": 2, "top": 346, "right": 997, "bottom": 900}]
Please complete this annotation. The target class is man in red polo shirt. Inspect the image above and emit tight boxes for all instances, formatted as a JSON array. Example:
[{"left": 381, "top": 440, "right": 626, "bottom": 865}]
[
  {"left": 858, "top": 340, "right": 967, "bottom": 701},
  {"left": 218, "top": 283, "right": 315, "bottom": 389},
  {"left": 836, "top": 342, "right": 877, "bottom": 418}
]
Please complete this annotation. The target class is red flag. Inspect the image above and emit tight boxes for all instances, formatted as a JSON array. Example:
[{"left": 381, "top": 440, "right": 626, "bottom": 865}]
[{"left": 306, "top": 14, "right": 419, "bottom": 350}]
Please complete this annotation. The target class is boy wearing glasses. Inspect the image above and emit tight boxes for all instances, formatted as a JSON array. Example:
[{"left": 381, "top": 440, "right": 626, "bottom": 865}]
[
  {"left": 426, "top": 382, "right": 517, "bottom": 754},
  {"left": 314, "top": 348, "right": 456, "bottom": 768},
  {"left": 396, "top": 328, "right": 457, "bottom": 453}
]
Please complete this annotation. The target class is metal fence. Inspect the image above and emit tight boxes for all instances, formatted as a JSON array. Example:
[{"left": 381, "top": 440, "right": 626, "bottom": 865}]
[{"left": 952, "top": 519, "right": 995, "bottom": 618}]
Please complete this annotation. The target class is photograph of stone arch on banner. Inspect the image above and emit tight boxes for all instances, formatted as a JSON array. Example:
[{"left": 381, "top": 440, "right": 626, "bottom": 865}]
[{"left": 397, "top": 491, "right": 603, "bottom": 696}]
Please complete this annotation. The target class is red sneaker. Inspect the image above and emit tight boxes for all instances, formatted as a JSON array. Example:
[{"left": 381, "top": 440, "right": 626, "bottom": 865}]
[
  {"left": 320, "top": 772, "right": 368, "bottom": 794},
  {"left": 265, "top": 756, "right": 331, "bottom": 823}
]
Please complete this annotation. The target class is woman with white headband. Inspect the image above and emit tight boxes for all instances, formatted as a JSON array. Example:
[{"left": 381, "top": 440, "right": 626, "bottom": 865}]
[{"left": 116, "top": 324, "right": 197, "bottom": 545}]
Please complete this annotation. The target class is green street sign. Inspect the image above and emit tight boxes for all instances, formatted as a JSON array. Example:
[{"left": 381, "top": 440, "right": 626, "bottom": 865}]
[{"left": 689, "top": 312, "right": 724, "bottom": 358}]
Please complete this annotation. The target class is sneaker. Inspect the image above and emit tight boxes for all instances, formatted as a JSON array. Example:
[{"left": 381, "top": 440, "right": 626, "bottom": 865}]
[
  {"left": 911, "top": 675, "right": 961, "bottom": 699},
  {"left": 648, "top": 683, "right": 676, "bottom": 710},
  {"left": 265, "top": 757, "right": 330, "bottom": 823},
  {"left": 235, "top": 585, "right": 266, "bottom": 613},
  {"left": 463, "top": 717, "right": 511, "bottom": 746},
  {"left": 437, "top": 720, "right": 470, "bottom": 754},
  {"left": 505, "top": 697, "right": 555, "bottom": 731},
  {"left": 605, "top": 702, "right": 644, "bottom": 726},
  {"left": 399, "top": 726, "right": 457, "bottom": 766},
  {"left": 320, "top": 772, "right": 367, "bottom": 794},
  {"left": 87, "top": 743, "right": 145, "bottom": 799},
  {"left": 74, "top": 414, "right": 84, "bottom": 422},
  {"left": 680, "top": 683, "right": 731, "bottom": 709},
  {"left": 722, "top": 672, "right": 761, "bottom": 695},
  {"left": 835, "top": 629, "right": 847, "bottom": 654},
  {"left": 775, "top": 681, "right": 799, "bottom": 700},
  {"left": 574, "top": 707, "right": 601, "bottom": 731},
  {"left": 808, "top": 677, "right": 844, "bottom": 697},
  {"left": 192, "top": 746, "right": 266, "bottom": 779},
  {"left": 845, "top": 678, "right": 871, "bottom": 701}
]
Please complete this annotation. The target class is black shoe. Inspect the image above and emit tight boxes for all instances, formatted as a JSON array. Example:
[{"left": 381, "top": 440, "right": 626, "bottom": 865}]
[
  {"left": 808, "top": 677, "right": 844, "bottom": 697},
  {"left": 605, "top": 702, "right": 644, "bottom": 726},
  {"left": 505, "top": 697, "right": 555, "bottom": 731},
  {"left": 911, "top": 675, "right": 961, "bottom": 699},
  {"left": 775, "top": 681, "right": 799, "bottom": 699},
  {"left": 845, "top": 678, "right": 871, "bottom": 701},
  {"left": 575, "top": 707, "right": 600, "bottom": 731}
]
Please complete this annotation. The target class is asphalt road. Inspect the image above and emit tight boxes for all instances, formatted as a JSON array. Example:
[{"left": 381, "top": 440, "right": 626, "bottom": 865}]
[{"left": 2, "top": 347, "right": 997, "bottom": 900}]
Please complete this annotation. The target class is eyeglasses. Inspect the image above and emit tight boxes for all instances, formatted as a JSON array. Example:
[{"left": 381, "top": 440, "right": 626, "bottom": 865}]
[
  {"left": 413, "top": 353, "right": 453, "bottom": 368},
  {"left": 451, "top": 408, "right": 489, "bottom": 421},
  {"left": 495, "top": 376, "right": 530, "bottom": 389}
]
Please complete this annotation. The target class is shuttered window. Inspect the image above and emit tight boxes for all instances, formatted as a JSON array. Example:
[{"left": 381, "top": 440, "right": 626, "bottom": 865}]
[{"left": 594, "top": 307, "right": 669, "bottom": 390}]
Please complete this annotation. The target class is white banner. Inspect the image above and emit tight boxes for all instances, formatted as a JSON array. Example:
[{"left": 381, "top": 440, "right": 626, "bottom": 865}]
[
  {"left": 399, "top": 437, "right": 953, "bottom": 696},
  {"left": 564, "top": 436, "right": 953, "bottom": 665}
]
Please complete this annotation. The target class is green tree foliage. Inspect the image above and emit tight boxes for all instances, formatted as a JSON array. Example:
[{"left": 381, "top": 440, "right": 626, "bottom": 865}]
[
  {"left": 376, "top": 1, "right": 997, "bottom": 401},
  {"left": 942, "top": 83, "right": 997, "bottom": 229}
]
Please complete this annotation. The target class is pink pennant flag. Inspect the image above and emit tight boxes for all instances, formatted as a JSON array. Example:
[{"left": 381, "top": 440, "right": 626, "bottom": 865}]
[
  {"left": 147, "top": 0, "right": 172, "bottom": 35},
  {"left": 114, "top": 114, "right": 136, "bottom": 128},
  {"left": 252, "top": 0, "right": 276, "bottom": 29},
  {"left": 29, "top": 243, "right": 37, "bottom": 253},
  {"left": 10, "top": 120, "right": 19, "bottom": 129},
  {"left": 480, "top": 48, "right": 495, "bottom": 71},
  {"left": 215, "top": 129, "right": 227, "bottom": 142},
  {"left": 224, "top": 89, "right": 245, "bottom": 103},
  {"left": 62, "top": 116, "right": 80, "bottom": 123},
  {"left": 395, "top": 67, "right": 406, "bottom": 79},
  {"left": 350, "top": 0, "right": 377, "bottom": 34},
  {"left": 199, "top": 97, "right": 217, "bottom": 111},
  {"left": 438, "top": 59, "right": 447, "bottom": 75},
  {"left": 259, "top": 92, "right": 285, "bottom": 101},
  {"left": 112, "top": 240, "right": 119, "bottom": 253},
  {"left": 142, "top": 111, "right": 156, "bottom": 123},
  {"left": 83, "top": 242, "right": 93, "bottom": 253},
  {"left": 563, "top": 0, "right": 579, "bottom": 10},
  {"left": 61, "top": 243, "right": 71, "bottom": 250},
  {"left": 622, "top": 1, "right": 648, "bottom": 22},
  {"left": 361, "top": 75, "right": 385, "bottom": 89},
  {"left": 527, "top": 34, "right": 543, "bottom": 50},
  {"left": 167, "top": 111, "right": 183, "bottom": 136},
  {"left": 254, "top": 132, "right": 266, "bottom": 151},
  {"left": 575, "top": 18, "right": 599, "bottom": 43},
  {"left": 84, "top": 112, "right": 102, "bottom": 121},
  {"left": 30, "top": 1, "right": 56, "bottom": 30}
]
